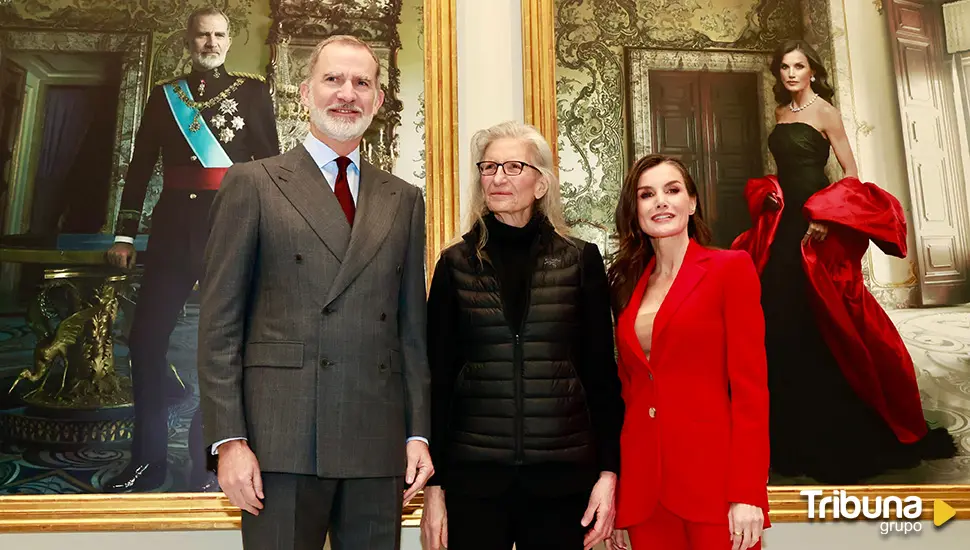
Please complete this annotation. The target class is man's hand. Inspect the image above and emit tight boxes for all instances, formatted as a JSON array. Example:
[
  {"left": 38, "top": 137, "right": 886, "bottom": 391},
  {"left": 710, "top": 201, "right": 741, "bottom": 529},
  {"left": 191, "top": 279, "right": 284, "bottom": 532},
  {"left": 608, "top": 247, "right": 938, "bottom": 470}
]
[
  {"left": 217, "top": 440, "right": 264, "bottom": 516},
  {"left": 581, "top": 471, "right": 617, "bottom": 550},
  {"left": 420, "top": 485, "right": 448, "bottom": 550},
  {"left": 402, "top": 439, "right": 433, "bottom": 504},
  {"left": 106, "top": 242, "right": 136, "bottom": 269}
]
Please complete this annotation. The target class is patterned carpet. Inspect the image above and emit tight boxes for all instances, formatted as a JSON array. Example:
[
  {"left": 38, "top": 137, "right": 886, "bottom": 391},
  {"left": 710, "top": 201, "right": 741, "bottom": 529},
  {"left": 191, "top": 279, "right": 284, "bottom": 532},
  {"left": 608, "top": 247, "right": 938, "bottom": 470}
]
[
  {"left": 0, "top": 299, "right": 967, "bottom": 494},
  {"left": 770, "top": 305, "right": 970, "bottom": 485},
  {"left": 0, "top": 302, "right": 202, "bottom": 494}
]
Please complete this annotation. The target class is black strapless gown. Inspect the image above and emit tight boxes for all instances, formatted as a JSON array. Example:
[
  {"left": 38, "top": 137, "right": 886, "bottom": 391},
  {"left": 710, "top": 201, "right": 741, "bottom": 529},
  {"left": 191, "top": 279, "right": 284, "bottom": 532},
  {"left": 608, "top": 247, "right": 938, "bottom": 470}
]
[{"left": 762, "top": 122, "right": 954, "bottom": 484}]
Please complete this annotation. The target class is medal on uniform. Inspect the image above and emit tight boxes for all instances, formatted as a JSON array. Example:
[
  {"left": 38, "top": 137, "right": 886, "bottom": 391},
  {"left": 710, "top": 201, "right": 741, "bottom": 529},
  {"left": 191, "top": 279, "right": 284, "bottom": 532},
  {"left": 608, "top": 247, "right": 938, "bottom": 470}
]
[
  {"left": 169, "top": 78, "right": 244, "bottom": 138},
  {"left": 198, "top": 79, "right": 206, "bottom": 97}
]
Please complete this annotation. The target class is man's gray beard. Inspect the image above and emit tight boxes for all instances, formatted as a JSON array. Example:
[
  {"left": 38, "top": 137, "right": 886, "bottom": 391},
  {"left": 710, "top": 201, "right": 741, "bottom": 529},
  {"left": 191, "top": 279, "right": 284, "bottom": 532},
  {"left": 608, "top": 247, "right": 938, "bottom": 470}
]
[
  {"left": 309, "top": 103, "right": 374, "bottom": 143},
  {"left": 192, "top": 52, "right": 224, "bottom": 70}
]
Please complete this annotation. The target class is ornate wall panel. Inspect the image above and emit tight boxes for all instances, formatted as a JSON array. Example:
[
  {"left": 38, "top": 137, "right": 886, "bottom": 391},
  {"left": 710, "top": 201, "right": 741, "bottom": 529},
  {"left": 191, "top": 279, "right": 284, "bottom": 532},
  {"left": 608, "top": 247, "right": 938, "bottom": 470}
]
[
  {"left": 627, "top": 48, "right": 777, "bottom": 175},
  {"left": 0, "top": 29, "right": 150, "bottom": 235},
  {"left": 821, "top": 0, "right": 918, "bottom": 308},
  {"left": 266, "top": 0, "right": 427, "bottom": 189},
  {"left": 552, "top": 0, "right": 804, "bottom": 249}
]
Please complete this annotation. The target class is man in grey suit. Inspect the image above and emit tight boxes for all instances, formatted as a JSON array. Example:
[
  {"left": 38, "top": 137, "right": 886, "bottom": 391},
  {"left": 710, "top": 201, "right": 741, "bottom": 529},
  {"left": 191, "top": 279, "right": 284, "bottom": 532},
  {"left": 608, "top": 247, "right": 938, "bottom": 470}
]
[{"left": 197, "top": 34, "right": 433, "bottom": 549}]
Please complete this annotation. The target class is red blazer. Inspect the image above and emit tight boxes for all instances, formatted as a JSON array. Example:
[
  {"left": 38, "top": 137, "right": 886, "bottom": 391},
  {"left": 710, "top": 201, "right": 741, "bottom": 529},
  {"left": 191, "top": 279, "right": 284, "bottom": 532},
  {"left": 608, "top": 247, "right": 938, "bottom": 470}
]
[{"left": 614, "top": 240, "right": 770, "bottom": 529}]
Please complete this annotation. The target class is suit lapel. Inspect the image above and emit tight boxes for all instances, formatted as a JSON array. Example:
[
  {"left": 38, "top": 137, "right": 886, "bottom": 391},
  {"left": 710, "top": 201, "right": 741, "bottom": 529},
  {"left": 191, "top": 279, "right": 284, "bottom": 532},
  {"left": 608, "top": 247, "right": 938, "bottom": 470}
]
[
  {"left": 266, "top": 146, "right": 351, "bottom": 261},
  {"left": 325, "top": 160, "right": 401, "bottom": 305},
  {"left": 652, "top": 240, "right": 710, "bottom": 343},
  {"left": 620, "top": 260, "right": 654, "bottom": 369}
]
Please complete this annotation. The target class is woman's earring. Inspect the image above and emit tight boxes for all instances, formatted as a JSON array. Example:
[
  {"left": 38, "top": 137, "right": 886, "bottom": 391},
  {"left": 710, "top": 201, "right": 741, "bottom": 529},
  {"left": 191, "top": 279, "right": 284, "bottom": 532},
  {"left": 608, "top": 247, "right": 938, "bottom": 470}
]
[{"left": 811, "top": 76, "right": 816, "bottom": 82}]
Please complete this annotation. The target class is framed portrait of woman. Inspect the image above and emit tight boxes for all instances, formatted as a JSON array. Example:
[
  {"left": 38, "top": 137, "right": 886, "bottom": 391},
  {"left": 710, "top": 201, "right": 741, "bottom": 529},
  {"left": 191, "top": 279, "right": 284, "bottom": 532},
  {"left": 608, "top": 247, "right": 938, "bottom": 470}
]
[{"left": 520, "top": 0, "right": 970, "bottom": 525}]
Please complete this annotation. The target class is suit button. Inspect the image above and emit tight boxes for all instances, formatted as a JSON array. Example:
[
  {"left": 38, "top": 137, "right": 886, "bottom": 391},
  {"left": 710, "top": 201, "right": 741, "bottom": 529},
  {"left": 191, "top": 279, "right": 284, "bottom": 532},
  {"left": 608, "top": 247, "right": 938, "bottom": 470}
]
[
  {"left": 648, "top": 373, "right": 653, "bottom": 380},
  {"left": 319, "top": 359, "right": 333, "bottom": 368},
  {"left": 379, "top": 363, "right": 388, "bottom": 372},
  {"left": 189, "top": 193, "right": 198, "bottom": 199},
  {"left": 190, "top": 155, "right": 198, "bottom": 161},
  {"left": 648, "top": 407, "right": 656, "bottom": 418},
  {"left": 380, "top": 313, "right": 386, "bottom": 321}
]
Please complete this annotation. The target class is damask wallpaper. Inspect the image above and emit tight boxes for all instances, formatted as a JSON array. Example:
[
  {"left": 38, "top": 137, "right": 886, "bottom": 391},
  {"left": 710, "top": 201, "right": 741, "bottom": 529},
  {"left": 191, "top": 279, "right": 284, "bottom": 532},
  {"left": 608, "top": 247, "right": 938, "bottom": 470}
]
[
  {"left": 554, "top": 0, "right": 808, "bottom": 250},
  {"left": 553, "top": 0, "right": 919, "bottom": 307}
]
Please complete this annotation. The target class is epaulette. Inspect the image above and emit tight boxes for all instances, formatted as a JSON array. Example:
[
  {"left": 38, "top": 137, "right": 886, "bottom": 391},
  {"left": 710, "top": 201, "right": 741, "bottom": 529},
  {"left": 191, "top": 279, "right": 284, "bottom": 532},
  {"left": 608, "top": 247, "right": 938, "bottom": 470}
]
[
  {"left": 228, "top": 71, "right": 266, "bottom": 82},
  {"left": 154, "top": 74, "right": 184, "bottom": 87}
]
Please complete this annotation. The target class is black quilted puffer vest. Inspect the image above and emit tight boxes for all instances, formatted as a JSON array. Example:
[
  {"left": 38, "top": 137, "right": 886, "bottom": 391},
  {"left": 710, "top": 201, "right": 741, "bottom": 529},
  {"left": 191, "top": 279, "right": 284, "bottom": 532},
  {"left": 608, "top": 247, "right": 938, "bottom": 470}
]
[{"left": 441, "top": 223, "right": 595, "bottom": 466}]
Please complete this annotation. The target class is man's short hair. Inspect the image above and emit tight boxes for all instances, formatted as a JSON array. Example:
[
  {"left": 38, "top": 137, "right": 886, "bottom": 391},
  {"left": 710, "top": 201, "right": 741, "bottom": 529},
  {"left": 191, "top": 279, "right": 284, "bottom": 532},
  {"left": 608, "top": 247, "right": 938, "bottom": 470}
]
[
  {"left": 305, "top": 35, "right": 382, "bottom": 85},
  {"left": 186, "top": 7, "right": 231, "bottom": 34}
]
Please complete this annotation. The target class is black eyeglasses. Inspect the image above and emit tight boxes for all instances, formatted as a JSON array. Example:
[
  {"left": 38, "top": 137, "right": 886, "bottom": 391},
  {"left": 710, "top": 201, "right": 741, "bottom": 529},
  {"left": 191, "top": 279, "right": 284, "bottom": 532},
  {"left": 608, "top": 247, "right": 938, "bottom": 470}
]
[{"left": 476, "top": 160, "right": 538, "bottom": 176}]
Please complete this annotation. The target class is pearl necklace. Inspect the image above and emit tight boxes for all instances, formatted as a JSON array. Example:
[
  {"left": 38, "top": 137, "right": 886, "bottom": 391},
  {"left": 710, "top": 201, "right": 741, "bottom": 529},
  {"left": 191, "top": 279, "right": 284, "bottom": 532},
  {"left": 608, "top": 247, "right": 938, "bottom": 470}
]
[{"left": 790, "top": 93, "right": 819, "bottom": 112}]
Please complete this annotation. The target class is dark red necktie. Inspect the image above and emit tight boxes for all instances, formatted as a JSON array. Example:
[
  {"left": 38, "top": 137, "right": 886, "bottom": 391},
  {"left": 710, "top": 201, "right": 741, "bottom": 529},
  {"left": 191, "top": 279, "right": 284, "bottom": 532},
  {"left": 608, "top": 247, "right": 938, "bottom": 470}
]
[{"left": 334, "top": 156, "right": 355, "bottom": 225}]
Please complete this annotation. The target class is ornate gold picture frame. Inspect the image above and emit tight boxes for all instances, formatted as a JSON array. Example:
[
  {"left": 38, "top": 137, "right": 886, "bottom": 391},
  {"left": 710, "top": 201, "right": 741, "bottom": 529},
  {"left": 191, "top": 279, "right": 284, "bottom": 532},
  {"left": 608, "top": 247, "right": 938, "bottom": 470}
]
[
  {"left": 520, "top": 0, "right": 970, "bottom": 523},
  {"left": 0, "top": 0, "right": 457, "bottom": 531}
]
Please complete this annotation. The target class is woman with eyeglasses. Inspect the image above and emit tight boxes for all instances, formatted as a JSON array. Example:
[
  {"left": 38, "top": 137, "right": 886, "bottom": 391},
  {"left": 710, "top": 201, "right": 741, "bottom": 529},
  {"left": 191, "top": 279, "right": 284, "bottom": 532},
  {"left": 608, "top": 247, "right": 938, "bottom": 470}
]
[{"left": 419, "top": 121, "right": 625, "bottom": 550}]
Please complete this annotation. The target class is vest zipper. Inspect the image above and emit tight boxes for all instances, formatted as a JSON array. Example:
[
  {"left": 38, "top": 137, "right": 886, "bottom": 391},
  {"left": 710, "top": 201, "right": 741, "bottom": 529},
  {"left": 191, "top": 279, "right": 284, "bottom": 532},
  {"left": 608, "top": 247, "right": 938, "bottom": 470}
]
[
  {"left": 513, "top": 242, "right": 538, "bottom": 465},
  {"left": 514, "top": 332, "right": 523, "bottom": 464}
]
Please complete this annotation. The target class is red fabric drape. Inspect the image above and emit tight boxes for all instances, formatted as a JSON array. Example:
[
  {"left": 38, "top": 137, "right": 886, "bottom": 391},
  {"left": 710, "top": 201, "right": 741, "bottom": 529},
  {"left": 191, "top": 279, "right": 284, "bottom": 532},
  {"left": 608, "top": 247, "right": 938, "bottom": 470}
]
[{"left": 731, "top": 176, "right": 928, "bottom": 444}]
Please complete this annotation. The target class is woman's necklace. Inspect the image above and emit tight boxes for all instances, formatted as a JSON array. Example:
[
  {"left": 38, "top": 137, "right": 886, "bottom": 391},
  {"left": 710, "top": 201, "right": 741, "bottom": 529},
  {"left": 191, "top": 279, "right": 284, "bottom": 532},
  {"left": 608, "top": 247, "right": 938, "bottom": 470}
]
[{"left": 790, "top": 92, "right": 819, "bottom": 112}]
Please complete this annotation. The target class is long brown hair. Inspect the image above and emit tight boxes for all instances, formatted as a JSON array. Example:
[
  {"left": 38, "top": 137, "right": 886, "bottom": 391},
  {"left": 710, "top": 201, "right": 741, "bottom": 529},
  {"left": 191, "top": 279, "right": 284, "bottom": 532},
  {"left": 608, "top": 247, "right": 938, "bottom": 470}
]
[
  {"left": 770, "top": 40, "right": 834, "bottom": 105},
  {"left": 606, "top": 154, "right": 712, "bottom": 315}
]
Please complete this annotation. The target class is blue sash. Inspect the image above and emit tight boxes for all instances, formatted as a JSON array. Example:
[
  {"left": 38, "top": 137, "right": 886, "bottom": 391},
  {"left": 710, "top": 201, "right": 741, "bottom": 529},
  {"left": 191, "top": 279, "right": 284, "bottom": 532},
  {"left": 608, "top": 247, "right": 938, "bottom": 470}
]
[{"left": 163, "top": 80, "right": 232, "bottom": 168}]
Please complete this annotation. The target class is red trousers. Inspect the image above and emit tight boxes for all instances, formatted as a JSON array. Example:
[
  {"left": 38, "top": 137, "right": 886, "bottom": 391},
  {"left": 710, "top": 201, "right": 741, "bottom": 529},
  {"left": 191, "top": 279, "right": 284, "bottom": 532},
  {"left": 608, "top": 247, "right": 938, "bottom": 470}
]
[{"left": 627, "top": 504, "right": 762, "bottom": 550}]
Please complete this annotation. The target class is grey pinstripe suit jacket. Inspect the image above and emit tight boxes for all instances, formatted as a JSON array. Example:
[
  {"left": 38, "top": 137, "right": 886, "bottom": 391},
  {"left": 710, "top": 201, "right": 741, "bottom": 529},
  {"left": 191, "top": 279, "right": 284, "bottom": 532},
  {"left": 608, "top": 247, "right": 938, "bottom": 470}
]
[{"left": 197, "top": 144, "right": 430, "bottom": 478}]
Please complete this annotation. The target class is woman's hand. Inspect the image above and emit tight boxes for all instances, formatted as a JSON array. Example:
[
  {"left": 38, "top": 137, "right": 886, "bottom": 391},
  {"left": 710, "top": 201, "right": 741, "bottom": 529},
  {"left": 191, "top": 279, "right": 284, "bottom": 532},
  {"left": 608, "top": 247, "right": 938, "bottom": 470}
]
[
  {"left": 606, "top": 529, "right": 629, "bottom": 550},
  {"left": 802, "top": 221, "right": 829, "bottom": 245},
  {"left": 582, "top": 472, "right": 617, "bottom": 550},
  {"left": 763, "top": 192, "right": 781, "bottom": 212},
  {"left": 420, "top": 485, "right": 448, "bottom": 550},
  {"left": 606, "top": 528, "right": 629, "bottom": 550},
  {"left": 728, "top": 502, "right": 764, "bottom": 550}
]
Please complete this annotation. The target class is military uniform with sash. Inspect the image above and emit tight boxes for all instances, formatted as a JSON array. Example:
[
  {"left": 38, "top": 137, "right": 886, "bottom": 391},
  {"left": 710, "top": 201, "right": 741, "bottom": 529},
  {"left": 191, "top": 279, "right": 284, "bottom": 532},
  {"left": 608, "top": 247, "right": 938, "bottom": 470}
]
[{"left": 106, "top": 64, "right": 280, "bottom": 492}]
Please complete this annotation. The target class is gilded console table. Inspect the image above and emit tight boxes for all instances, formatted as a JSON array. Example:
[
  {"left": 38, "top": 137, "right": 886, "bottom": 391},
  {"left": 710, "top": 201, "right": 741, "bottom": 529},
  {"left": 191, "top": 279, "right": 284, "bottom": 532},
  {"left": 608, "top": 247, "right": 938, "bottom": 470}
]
[{"left": 0, "top": 234, "right": 147, "bottom": 446}]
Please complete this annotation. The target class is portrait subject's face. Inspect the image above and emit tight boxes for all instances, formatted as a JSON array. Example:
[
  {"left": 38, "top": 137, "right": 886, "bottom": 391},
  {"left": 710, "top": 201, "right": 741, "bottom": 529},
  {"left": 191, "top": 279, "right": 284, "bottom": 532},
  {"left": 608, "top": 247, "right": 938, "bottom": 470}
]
[
  {"left": 301, "top": 42, "right": 385, "bottom": 143},
  {"left": 779, "top": 49, "right": 814, "bottom": 95},
  {"left": 479, "top": 138, "right": 547, "bottom": 221},
  {"left": 187, "top": 14, "right": 231, "bottom": 70},
  {"left": 636, "top": 162, "right": 696, "bottom": 240}
]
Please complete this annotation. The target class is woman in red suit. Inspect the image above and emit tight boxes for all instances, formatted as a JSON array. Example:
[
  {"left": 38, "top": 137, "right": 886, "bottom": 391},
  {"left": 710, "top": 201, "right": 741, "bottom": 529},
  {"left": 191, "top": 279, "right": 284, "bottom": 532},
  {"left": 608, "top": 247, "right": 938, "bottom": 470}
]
[{"left": 606, "top": 154, "right": 770, "bottom": 550}]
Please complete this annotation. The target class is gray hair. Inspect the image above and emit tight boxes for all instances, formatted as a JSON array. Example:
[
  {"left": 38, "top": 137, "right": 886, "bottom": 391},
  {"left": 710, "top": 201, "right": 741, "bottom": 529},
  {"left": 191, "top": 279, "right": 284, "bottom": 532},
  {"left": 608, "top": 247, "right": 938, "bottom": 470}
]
[
  {"left": 185, "top": 7, "right": 231, "bottom": 35},
  {"left": 304, "top": 35, "right": 382, "bottom": 86},
  {"left": 461, "top": 121, "right": 569, "bottom": 256}
]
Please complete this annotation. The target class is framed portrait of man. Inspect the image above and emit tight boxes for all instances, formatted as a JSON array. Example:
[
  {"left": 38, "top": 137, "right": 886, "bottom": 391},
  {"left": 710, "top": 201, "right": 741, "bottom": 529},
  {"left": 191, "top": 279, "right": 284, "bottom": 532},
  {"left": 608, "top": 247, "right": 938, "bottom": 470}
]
[{"left": 0, "top": 0, "right": 458, "bottom": 532}]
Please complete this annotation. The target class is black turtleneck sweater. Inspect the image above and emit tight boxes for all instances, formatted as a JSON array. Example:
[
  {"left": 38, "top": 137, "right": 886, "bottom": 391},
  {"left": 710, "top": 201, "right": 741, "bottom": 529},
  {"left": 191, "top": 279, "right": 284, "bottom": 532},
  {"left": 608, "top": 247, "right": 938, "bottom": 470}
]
[
  {"left": 427, "top": 214, "right": 624, "bottom": 496},
  {"left": 482, "top": 213, "right": 541, "bottom": 329}
]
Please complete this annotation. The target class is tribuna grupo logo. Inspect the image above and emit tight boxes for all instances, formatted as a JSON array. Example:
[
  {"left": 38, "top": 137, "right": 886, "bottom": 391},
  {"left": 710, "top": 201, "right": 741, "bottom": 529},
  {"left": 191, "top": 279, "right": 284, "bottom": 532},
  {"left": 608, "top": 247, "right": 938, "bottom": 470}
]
[{"left": 801, "top": 489, "right": 924, "bottom": 535}]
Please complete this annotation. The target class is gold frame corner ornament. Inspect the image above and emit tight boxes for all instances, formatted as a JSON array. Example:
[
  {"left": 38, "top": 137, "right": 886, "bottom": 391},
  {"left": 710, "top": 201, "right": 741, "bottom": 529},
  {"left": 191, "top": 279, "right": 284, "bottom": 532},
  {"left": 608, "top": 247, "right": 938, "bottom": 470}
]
[{"left": 521, "top": 0, "right": 559, "bottom": 171}]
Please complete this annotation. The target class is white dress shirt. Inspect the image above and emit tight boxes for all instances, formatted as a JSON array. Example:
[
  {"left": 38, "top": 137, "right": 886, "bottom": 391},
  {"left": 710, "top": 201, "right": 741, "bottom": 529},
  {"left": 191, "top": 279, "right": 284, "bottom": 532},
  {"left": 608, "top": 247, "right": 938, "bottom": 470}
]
[{"left": 211, "top": 133, "right": 427, "bottom": 454}]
